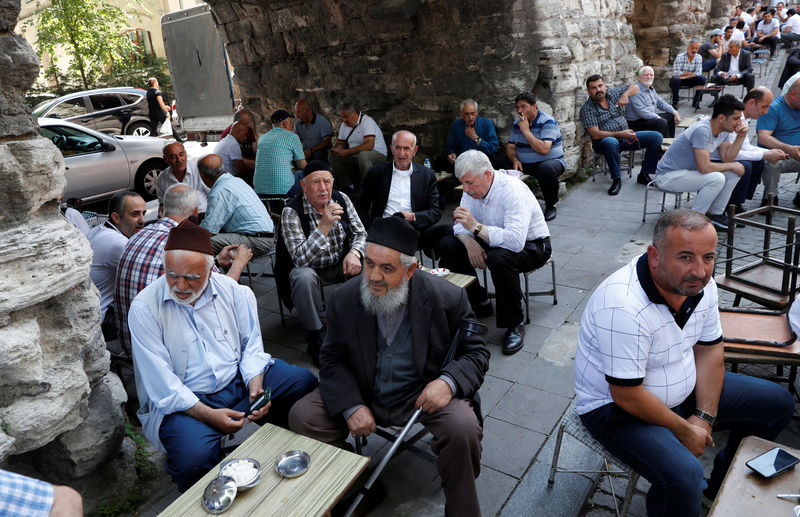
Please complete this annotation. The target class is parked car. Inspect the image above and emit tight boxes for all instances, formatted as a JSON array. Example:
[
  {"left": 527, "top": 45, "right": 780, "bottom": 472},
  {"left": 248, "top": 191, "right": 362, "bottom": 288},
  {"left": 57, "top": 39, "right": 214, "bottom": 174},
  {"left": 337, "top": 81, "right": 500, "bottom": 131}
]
[
  {"left": 38, "top": 118, "right": 166, "bottom": 202},
  {"left": 32, "top": 87, "right": 154, "bottom": 136}
]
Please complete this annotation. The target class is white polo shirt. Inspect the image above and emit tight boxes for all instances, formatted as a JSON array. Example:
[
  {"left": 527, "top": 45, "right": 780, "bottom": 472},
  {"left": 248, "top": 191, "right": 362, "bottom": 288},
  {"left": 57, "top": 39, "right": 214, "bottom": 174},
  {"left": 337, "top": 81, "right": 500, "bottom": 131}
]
[
  {"left": 574, "top": 254, "right": 723, "bottom": 415},
  {"left": 337, "top": 113, "right": 388, "bottom": 156}
]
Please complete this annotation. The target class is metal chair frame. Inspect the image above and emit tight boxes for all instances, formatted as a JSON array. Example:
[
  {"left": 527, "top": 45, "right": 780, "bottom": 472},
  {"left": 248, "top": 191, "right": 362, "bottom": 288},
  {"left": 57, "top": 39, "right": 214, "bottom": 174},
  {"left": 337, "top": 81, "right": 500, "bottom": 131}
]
[
  {"left": 548, "top": 407, "right": 640, "bottom": 517},
  {"left": 480, "top": 258, "right": 558, "bottom": 324},
  {"left": 641, "top": 180, "right": 693, "bottom": 222}
]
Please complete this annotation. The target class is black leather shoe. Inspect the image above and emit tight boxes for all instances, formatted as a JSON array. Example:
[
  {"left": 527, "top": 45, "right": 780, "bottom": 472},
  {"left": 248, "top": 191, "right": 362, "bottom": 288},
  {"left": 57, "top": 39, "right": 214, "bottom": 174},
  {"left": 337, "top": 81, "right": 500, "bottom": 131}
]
[
  {"left": 607, "top": 178, "right": 621, "bottom": 196},
  {"left": 636, "top": 173, "right": 652, "bottom": 185},
  {"left": 794, "top": 192, "right": 800, "bottom": 208},
  {"left": 544, "top": 206, "right": 557, "bottom": 221},
  {"left": 502, "top": 324, "right": 525, "bottom": 355},
  {"left": 473, "top": 300, "right": 494, "bottom": 318}
]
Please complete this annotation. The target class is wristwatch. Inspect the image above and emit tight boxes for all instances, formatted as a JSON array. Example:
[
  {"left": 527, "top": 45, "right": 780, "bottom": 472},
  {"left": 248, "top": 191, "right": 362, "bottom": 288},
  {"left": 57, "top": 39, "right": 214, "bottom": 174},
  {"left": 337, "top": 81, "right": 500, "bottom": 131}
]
[
  {"left": 474, "top": 137, "right": 481, "bottom": 145},
  {"left": 693, "top": 409, "right": 718, "bottom": 427},
  {"left": 473, "top": 223, "right": 483, "bottom": 237}
]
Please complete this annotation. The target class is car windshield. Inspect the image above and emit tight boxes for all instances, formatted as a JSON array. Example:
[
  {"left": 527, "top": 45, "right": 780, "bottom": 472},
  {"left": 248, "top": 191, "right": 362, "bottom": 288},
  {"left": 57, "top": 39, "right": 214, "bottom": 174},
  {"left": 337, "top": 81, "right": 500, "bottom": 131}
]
[
  {"left": 40, "top": 124, "right": 104, "bottom": 155},
  {"left": 32, "top": 100, "right": 54, "bottom": 116}
]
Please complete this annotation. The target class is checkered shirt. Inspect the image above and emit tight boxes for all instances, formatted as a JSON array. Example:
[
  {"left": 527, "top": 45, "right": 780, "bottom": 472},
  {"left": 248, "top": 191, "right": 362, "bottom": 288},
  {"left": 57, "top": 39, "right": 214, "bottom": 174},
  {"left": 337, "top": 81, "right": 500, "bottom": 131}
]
[
  {"left": 201, "top": 173, "right": 274, "bottom": 235},
  {"left": 114, "top": 217, "right": 178, "bottom": 355},
  {"left": 0, "top": 469, "right": 54, "bottom": 517},
  {"left": 672, "top": 51, "right": 703, "bottom": 77},
  {"left": 280, "top": 193, "right": 366, "bottom": 268},
  {"left": 579, "top": 85, "right": 630, "bottom": 135},
  {"left": 574, "top": 254, "right": 723, "bottom": 415}
]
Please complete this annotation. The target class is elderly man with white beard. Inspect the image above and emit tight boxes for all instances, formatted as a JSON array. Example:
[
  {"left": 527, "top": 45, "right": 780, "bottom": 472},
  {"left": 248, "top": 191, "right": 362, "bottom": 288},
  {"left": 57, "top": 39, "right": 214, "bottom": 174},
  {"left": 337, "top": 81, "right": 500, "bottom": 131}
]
[
  {"left": 289, "top": 214, "right": 490, "bottom": 517},
  {"left": 128, "top": 219, "right": 317, "bottom": 492}
]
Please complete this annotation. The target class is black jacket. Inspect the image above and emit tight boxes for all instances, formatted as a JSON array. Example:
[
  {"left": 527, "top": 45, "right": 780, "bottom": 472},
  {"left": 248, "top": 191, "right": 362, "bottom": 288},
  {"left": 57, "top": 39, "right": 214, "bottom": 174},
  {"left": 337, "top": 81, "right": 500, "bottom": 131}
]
[{"left": 357, "top": 162, "right": 442, "bottom": 231}]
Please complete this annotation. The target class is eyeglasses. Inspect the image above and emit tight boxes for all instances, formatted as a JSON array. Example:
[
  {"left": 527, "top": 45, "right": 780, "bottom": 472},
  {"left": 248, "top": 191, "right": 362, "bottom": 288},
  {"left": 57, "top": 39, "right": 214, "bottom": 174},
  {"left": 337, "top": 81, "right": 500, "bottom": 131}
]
[{"left": 166, "top": 271, "right": 203, "bottom": 281}]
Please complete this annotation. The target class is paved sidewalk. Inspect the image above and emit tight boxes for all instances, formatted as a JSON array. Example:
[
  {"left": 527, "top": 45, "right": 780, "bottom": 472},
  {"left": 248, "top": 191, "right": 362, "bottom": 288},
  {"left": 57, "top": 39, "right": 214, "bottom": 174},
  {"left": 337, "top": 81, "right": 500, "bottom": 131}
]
[{"left": 132, "top": 48, "right": 800, "bottom": 517}]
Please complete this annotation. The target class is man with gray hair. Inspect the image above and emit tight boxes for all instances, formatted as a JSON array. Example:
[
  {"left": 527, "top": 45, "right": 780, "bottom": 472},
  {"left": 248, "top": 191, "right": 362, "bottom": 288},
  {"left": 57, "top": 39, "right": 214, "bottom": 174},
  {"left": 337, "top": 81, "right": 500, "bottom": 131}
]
[
  {"left": 115, "top": 183, "right": 253, "bottom": 358},
  {"left": 445, "top": 99, "right": 499, "bottom": 166},
  {"left": 198, "top": 154, "right": 275, "bottom": 257},
  {"left": 289, "top": 215, "right": 489, "bottom": 517},
  {"left": 329, "top": 102, "right": 388, "bottom": 193},
  {"left": 626, "top": 66, "right": 681, "bottom": 138},
  {"left": 437, "top": 150, "right": 551, "bottom": 355},
  {"left": 129, "top": 218, "right": 317, "bottom": 492},
  {"left": 669, "top": 40, "right": 706, "bottom": 108},
  {"left": 574, "top": 209, "right": 793, "bottom": 516}
]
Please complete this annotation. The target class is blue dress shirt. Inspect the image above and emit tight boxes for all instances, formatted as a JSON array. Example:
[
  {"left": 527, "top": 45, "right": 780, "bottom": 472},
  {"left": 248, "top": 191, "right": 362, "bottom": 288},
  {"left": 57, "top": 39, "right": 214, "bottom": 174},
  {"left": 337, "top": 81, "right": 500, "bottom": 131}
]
[{"left": 445, "top": 116, "right": 499, "bottom": 157}]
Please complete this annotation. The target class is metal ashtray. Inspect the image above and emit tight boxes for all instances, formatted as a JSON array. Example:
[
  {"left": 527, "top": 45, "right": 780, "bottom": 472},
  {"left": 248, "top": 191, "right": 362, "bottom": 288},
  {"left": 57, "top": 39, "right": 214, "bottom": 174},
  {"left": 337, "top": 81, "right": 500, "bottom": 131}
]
[
  {"left": 201, "top": 475, "right": 237, "bottom": 514},
  {"left": 219, "top": 458, "right": 262, "bottom": 491},
  {"left": 274, "top": 450, "right": 310, "bottom": 478}
]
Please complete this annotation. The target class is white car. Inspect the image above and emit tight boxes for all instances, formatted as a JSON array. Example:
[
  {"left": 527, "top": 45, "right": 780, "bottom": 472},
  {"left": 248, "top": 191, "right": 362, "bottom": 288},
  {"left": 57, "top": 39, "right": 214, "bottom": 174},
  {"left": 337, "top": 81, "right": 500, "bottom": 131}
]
[{"left": 38, "top": 117, "right": 167, "bottom": 202}]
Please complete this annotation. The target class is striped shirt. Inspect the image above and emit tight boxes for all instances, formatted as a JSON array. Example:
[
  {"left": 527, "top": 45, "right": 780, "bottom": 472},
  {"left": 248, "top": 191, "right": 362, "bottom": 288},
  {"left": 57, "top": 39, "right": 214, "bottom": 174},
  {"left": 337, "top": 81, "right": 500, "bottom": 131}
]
[
  {"left": 201, "top": 173, "right": 274, "bottom": 235},
  {"left": 0, "top": 469, "right": 54, "bottom": 517},
  {"left": 453, "top": 171, "right": 550, "bottom": 252},
  {"left": 253, "top": 127, "right": 305, "bottom": 195},
  {"left": 114, "top": 217, "right": 178, "bottom": 355},
  {"left": 508, "top": 110, "right": 566, "bottom": 168},
  {"left": 281, "top": 193, "right": 367, "bottom": 268},
  {"left": 672, "top": 51, "right": 703, "bottom": 77},
  {"left": 579, "top": 85, "right": 630, "bottom": 135}
]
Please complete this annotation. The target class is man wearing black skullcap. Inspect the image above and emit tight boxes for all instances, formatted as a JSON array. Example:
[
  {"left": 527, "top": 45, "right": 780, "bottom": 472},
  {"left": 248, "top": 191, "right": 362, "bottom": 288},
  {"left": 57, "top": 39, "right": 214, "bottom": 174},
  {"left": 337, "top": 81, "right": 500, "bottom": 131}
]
[
  {"left": 289, "top": 215, "right": 489, "bottom": 517},
  {"left": 254, "top": 109, "right": 308, "bottom": 197},
  {"left": 276, "top": 160, "right": 368, "bottom": 363},
  {"left": 129, "top": 219, "right": 317, "bottom": 492}
]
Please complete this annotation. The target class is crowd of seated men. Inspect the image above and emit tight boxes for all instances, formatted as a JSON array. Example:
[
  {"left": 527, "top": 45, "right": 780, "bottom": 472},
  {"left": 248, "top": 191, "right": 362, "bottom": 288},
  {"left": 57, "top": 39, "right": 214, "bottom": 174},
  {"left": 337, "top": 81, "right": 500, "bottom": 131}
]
[{"left": 55, "top": 31, "right": 800, "bottom": 512}]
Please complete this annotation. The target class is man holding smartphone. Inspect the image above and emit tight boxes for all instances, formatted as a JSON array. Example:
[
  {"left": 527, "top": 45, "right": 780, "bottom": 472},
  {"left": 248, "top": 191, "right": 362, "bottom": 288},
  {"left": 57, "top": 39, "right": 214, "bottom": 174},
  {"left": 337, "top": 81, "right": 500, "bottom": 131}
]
[{"left": 574, "top": 209, "right": 794, "bottom": 516}]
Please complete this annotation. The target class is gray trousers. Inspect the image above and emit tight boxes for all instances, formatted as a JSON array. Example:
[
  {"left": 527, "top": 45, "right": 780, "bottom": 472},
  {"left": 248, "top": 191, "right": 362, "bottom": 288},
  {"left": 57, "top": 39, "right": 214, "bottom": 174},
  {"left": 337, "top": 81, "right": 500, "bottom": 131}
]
[
  {"left": 654, "top": 169, "right": 740, "bottom": 215},
  {"left": 288, "top": 388, "right": 483, "bottom": 517},
  {"left": 289, "top": 264, "right": 344, "bottom": 331},
  {"left": 329, "top": 149, "right": 387, "bottom": 186},
  {"left": 210, "top": 233, "right": 273, "bottom": 258},
  {"left": 762, "top": 157, "right": 800, "bottom": 197}
]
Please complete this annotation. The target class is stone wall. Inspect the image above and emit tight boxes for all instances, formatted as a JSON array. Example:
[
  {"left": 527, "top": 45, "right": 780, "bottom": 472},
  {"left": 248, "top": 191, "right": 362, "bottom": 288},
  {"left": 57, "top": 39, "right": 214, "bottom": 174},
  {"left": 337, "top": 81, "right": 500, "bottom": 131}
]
[
  {"left": 630, "top": 0, "right": 739, "bottom": 86},
  {"left": 0, "top": 0, "right": 134, "bottom": 510},
  {"left": 207, "top": 0, "right": 644, "bottom": 176}
]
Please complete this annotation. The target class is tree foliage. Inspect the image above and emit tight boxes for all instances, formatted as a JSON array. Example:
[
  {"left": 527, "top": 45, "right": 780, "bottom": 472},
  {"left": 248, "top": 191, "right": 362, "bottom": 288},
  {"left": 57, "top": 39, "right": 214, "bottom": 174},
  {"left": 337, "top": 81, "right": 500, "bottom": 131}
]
[{"left": 25, "top": 0, "right": 145, "bottom": 90}]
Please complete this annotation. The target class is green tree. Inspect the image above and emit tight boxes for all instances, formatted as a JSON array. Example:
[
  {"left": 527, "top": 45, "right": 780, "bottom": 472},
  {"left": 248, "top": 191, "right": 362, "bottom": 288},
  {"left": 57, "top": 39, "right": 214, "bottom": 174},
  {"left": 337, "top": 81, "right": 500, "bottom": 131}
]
[{"left": 25, "top": 0, "right": 144, "bottom": 90}]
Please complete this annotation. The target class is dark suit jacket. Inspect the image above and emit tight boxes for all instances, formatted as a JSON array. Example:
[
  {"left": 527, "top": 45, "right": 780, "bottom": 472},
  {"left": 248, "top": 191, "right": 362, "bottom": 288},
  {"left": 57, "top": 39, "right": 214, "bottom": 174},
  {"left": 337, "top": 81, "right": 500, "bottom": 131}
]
[
  {"left": 318, "top": 272, "right": 490, "bottom": 419},
  {"left": 715, "top": 50, "right": 753, "bottom": 76},
  {"left": 357, "top": 162, "right": 442, "bottom": 231}
]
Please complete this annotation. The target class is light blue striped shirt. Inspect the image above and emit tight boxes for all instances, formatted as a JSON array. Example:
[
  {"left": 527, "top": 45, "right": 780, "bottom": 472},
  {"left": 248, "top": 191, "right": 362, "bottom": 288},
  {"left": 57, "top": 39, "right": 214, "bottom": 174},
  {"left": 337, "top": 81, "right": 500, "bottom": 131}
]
[
  {"left": 508, "top": 110, "right": 566, "bottom": 168},
  {"left": 201, "top": 173, "right": 274, "bottom": 235},
  {"left": 129, "top": 273, "right": 272, "bottom": 448}
]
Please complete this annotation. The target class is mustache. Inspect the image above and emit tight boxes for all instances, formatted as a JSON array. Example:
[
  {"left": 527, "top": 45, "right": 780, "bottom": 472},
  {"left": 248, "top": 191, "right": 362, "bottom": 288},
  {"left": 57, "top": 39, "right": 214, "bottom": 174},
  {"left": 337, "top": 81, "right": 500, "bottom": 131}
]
[{"left": 369, "top": 280, "right": 388, "bottom": 289}]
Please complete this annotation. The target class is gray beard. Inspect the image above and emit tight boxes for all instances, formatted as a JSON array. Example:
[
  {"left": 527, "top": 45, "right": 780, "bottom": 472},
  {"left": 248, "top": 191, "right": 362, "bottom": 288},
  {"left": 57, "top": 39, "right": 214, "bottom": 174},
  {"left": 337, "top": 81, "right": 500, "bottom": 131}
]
[{"left": 360, "top": 275, "right": 410, "bottom": 314}]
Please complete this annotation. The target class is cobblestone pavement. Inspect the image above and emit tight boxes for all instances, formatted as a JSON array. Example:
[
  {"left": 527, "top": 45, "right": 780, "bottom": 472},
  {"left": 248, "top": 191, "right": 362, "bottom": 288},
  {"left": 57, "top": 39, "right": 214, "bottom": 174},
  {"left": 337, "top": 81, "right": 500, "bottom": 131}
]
[{"left": 132, "top": 47, "right": 800, "bottom": 517}]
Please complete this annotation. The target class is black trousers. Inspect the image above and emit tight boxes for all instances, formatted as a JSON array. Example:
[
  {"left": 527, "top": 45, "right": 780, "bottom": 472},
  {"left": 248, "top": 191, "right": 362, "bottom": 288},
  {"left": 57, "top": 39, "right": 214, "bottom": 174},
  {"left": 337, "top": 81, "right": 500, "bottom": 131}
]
[
  {"left": 437, "top": 235, "right": 551, "bottom": 328},
  {"left": 521, "top": 159, "right": 563, "bottom": 210},
  {"left": 628, "top": 113, "right": 675, "bottom": 139}
]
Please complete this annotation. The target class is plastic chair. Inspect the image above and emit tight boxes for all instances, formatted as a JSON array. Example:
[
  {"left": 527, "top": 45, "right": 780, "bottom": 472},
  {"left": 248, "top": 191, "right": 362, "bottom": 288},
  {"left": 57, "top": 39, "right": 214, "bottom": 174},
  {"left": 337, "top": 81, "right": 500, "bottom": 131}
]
[{"left": 548, "top": 406, "right": 640, "bottom": 517}]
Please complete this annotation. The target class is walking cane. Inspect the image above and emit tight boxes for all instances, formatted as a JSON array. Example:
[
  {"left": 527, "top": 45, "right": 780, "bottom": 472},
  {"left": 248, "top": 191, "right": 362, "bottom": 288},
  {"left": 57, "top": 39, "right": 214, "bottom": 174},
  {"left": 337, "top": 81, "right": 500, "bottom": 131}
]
[{"left": 343, "top": 319, "right": 488, "bottom": 517}]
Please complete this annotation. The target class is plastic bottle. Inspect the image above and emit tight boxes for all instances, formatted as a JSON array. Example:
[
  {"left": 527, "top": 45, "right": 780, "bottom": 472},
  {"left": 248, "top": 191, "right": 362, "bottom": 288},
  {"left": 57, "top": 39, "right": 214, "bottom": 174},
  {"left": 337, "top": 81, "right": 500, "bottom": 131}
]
[{"left": 424, "top": 158, "right": 432, "bottom": 169}]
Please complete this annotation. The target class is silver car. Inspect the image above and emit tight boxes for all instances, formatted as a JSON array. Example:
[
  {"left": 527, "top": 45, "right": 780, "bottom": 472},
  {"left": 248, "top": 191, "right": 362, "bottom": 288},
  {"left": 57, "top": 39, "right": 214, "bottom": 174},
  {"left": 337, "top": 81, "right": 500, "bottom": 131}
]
[{"left": 38, "top": 118, "right": 166, "bottom": 202}]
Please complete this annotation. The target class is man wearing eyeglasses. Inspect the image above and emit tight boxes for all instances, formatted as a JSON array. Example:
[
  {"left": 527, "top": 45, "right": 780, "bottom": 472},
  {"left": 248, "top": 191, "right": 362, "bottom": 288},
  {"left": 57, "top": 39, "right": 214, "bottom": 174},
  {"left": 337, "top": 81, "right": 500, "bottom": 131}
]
[{"left": 129, "top": 219, "right": 317, "bottom": 492}]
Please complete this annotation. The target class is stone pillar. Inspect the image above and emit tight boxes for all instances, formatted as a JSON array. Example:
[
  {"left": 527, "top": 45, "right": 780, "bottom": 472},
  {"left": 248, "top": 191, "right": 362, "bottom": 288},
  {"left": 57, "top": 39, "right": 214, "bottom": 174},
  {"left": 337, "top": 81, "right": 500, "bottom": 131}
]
[
  {"left": 0, "top": 0, "right": 134, "bottom": 510},
  {"left": 207, "top": 0, "right": 647, "bottom": 178}
]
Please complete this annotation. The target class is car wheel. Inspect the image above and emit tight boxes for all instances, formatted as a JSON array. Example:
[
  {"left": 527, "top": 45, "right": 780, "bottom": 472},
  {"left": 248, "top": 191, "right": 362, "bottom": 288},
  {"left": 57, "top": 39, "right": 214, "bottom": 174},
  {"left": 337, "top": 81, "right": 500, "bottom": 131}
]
[
  {"left": 126, "top": 122, "right": 151, "bottom": 137},
  {"left": 135, "top": 159, "right": 165, "bottom": 200}
]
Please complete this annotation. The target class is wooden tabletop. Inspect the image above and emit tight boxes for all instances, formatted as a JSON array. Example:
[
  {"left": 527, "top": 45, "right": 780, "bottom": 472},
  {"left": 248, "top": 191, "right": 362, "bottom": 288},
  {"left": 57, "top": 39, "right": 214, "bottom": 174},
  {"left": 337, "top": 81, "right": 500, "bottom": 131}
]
[
  {"left": 677, "top": 117, "right": 697, "bottom": 128},
  {"left": 435, "top": 172, "right": 454, "bottom": 183},
  {"left": 709, "top": 436, "right": 800, "bottom": 516},
  {"left": 159, "top": 424, "right": 369, "bottom": 517},
  {"left": 423, "top": 268, "right": 476, "bottom": 289}
]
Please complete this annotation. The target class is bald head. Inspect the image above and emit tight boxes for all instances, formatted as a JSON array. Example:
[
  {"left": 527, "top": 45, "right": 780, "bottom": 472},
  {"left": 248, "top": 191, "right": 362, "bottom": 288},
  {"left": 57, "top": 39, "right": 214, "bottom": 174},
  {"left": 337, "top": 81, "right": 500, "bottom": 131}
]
[
  {"left": 198, "top": 154, "right": 225, "bottom": 187},
  {"left": 295, "top": 98, "right": 313, "bottom": 124},
  {"left": 230, "top": 121, "right": 248, "bottom": 141}
]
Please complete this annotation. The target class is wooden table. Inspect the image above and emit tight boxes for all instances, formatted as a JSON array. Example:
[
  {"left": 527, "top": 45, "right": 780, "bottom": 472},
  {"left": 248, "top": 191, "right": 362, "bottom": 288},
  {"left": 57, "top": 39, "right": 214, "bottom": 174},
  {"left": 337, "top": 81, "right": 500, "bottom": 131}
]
[
  {"left": 159, "top": 424, "right": 369, "bottom": 517},
  {"left": 709, "top": 436, "right": 800, "bottom": 516},
  {"left": 677, "top": 117, "right": 697, "bottom": 129},
  {"left": 422, "top": 268, "right": 476, "bottom": 289},
  {"left": 435, "top": 172, "right": 453, "bottom": 183}
]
